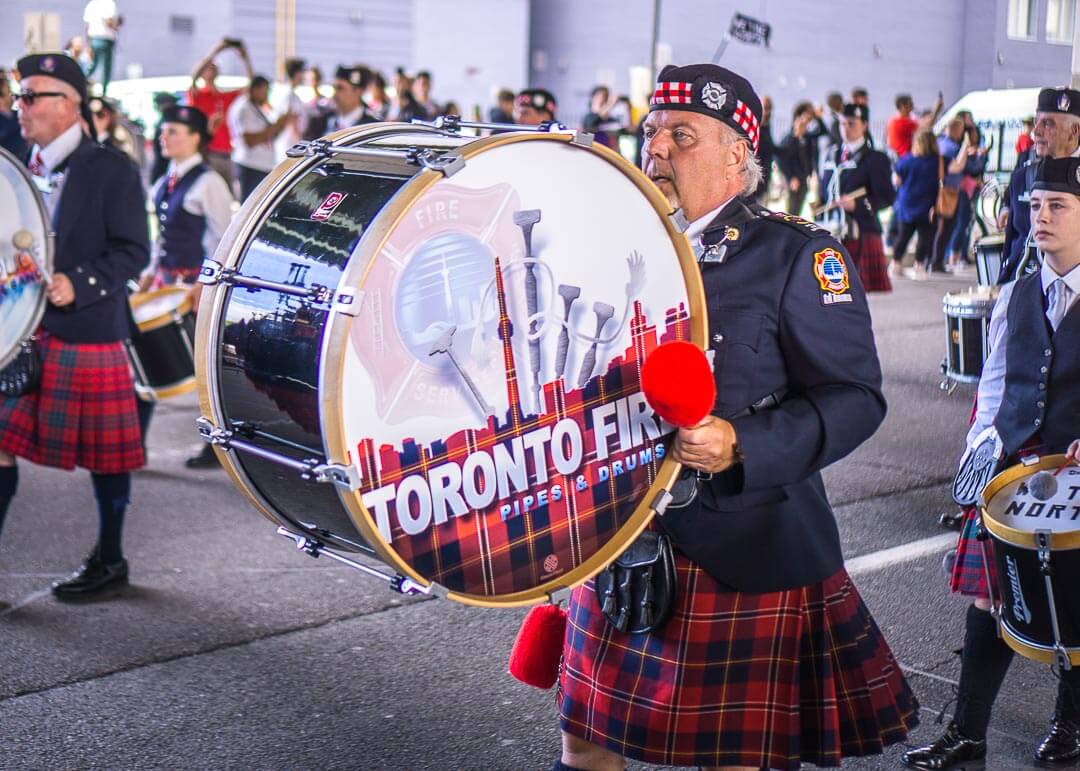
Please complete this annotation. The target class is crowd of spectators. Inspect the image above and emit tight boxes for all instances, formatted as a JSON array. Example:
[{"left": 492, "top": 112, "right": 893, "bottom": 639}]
[{"left": 0, "top": 20, "right": 1027, "bottom": 282}]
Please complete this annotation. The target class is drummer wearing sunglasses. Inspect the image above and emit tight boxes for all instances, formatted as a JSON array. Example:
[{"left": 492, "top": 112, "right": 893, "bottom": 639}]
[
  {"left": 0, "top": 52, "right": 148, "bottom": 604},
  {"left": 904, "top": 153, "right": 1080, "bottom": 769}
]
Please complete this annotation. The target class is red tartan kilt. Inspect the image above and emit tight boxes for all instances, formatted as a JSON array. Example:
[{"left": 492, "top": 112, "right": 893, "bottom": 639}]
[
  {"left": 0, "top": 335, "right": 144, "bottom": 473},
  {"left": 558, "top": 554, "right": 919, "bottom": 769},
  {"left": 949, "top": 506, "right": 997, "bottom": 599},
  {"left": 843, "top": 234, "right": 891, "bottom": 293}
]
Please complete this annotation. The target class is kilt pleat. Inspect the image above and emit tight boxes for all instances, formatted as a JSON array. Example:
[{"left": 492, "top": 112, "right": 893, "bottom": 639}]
[
  {"left": 557, "top": 555, "right": 918, "bottom": 769},
  {"left": 949, "top": 506, "right": 996, "bottom": 600},
  {"left": 0, "top": 335, "right": 144, "bottom": 473},
  {"left": 843, "top": 234, "right": 891, "bottom": 293}
]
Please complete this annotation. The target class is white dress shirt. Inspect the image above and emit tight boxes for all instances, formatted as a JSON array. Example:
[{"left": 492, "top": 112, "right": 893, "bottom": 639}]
[
  {"left": 150, "top": 153, "right": 236, "bottom": 266},
  {"left": 30, "top": 121, "right": 84, "bottom": 221},
  {"left": 685, "top": 199, "right": 733, "bottom": 259},
  {"left": 967, "top": 261, "right": 1080, "bottom": 448},
  {"left": 227, "top": 95, "right": 277, "bottom": 172}
]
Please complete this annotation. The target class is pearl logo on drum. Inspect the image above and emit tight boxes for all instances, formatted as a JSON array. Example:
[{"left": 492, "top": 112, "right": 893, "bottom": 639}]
[{"left": 311, "top": 191, "right": 347, "bottom": 221}]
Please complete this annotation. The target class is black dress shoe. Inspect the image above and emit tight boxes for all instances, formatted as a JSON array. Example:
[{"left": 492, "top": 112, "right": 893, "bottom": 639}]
[
  {"left": 185, "top": 445, "right": 220, "bottom": 469},
  {"left": 901, "top": 722, "right": 987, "bottom": 769},
  {"left": 52, "top": 554, "right": 128, "bottom": 601},
  {"left": 1034, "top": 715, "right": 1080, "bottom": 765}
]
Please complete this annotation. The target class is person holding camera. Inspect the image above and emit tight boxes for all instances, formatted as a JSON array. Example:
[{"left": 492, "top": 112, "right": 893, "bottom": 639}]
[{"left": 188, "top": 38, "right": 254, "bottom": 187}]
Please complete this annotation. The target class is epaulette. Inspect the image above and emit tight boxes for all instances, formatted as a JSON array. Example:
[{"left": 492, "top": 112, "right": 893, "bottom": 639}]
[{"left": 762, "top": 210, "right": 830, "bottom": 237}]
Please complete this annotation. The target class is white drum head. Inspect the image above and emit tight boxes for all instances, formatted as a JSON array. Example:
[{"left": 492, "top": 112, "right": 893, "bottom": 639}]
[
  {"left": 323, "top": 133, "right": 704, "bottom": 604},
  {"left": 983, "top": 455, "right": 1080, "bottom": 548},
  {"left": 0, "top": 147, "right": 51, "bottom": 370}
]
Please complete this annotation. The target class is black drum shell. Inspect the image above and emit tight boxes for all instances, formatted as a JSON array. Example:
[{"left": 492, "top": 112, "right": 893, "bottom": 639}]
[
  {"left": 214, "top": 168, "right": 409, "bottom": 551},
  {"left": 128, "top": 309, "right": 196, "bottom": 398},
  {"left": 991, "top": 535, "right": 1080, "bottom": 652}
]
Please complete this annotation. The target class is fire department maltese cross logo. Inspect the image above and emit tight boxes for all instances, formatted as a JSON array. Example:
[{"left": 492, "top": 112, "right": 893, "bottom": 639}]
[
  {"left": 814, "top": 248, "right": 850, "bottom": 294},
  {"left": 701, "top": 82, "right": 727, "bottom": 111}
]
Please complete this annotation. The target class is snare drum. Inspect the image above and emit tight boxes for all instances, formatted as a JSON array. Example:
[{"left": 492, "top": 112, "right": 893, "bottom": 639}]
[
  {"left": 128, "top": 287, "right": 197, "bottom": 401},
  {"left": 942, "top": 286, "right": 997, "bottom": 385},
  {"left": 0, "top": 147, "right": 53, "bottom": 370},
  {"left": 981, "top": 456, "right": 1080, "bottom": 669},
  {"left": 974, "top": 233, "right": 1004, "bottom": 287},
  {"left": 195, "top": 123, "right": 705, "bottom": 606}
]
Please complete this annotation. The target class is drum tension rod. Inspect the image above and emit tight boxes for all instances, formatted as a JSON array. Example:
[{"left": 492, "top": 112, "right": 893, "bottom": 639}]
[
  {"left": 275, "top": 527, "right": 438, "bottom": 598},
  {"left": 198, "top": 259, "right": 334, "bottom": 304},
  {"left": 1035, "top": 530, "right": 1074, "bottom": 672}
]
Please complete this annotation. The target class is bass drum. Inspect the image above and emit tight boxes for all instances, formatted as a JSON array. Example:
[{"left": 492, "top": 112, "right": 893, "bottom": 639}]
[
  {"left": 0, "top": 146, "right": 53, "bottom": 370},
  {"left": 195, "top": 122, "right": 705, "bottom": 606}
]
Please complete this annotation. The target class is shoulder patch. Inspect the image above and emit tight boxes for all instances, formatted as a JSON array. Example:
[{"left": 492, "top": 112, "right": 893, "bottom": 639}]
[
  {"left": 813, "top": 247, "right": 853, "bottom": 305},
  {"left": 764, "top": 210, "right": 829, "bottom": 236}
]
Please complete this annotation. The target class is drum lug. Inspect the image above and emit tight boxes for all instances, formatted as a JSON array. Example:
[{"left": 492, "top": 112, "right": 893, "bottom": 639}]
[
  {"left": 668, "top": 209, "right": 689, "bottom": 233},
  {"left": 570, "top": 131, "right": 595, "bottom": 148},
  {"left": 198, "top": 258, "right": 225, "bottom": 286},
  {"left": 286, "top": 139, "right": 333, "bottom": 159},
  {"left": 331, "top": 287, "right": 363, "bottom": 317},
  {"left": 650, "top": 488, "right": 674, "bottom": 516},
  {"left": 407, "top": 147, "right": 465, "bottom": 177},
  {"left": 195, "top": 415, "right": 230, "bottom": 445},
  {"left": 391, "top": 574, "right": 445, "bottom": 598},
  {"left": 309, "top": 462, "right": 361, "bottom": 490},
  {"left": 1036, "top": 529, "right": 1053, "bottom": 574},
  {"left": 546, "top": 586, "right": 571, "bottom": 606}
]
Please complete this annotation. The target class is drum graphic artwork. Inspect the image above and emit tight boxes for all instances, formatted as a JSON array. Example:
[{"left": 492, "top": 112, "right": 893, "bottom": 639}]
[
  {"left": 981, "top": 456, "right": 1080, "bottom": 668},
  {"left": 0, "top": 147, "right": 53, "bottom": 370},
  {"left": 196, "top": 124, "right": 705, "bottom": 606}
]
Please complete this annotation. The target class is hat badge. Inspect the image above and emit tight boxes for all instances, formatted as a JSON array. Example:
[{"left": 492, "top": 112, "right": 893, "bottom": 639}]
[
  {"left": 701, "top": 81, "right": 727, "bottom": 111},
  {"left": 1060, "top": 93, "right": 1071, "bottom": 112},
  {"left": 41, "top": 56, "right": 55, "bottom": 73},
  {"left": 350, "top": 71, "right": 361, "bottom": 85},
  {"left": 179, "top": 108, "right": 189, "bottom": 120}
]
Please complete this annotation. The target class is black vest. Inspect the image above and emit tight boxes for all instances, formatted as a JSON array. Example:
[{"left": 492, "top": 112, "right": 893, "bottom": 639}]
[
  {"left": 155, "top": 163, "right": 209, "bottom": 270},
  {"left": 996, "top": 272, "right": 1080, "bottom": 456}
]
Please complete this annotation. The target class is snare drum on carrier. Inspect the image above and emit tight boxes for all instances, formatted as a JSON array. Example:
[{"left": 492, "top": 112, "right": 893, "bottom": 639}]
[
  {"left": 194, "top": 120, "right": 707, "bottom": 607},
  {"left": 940, "top": 286, "right": 997, "bottom": 392}
]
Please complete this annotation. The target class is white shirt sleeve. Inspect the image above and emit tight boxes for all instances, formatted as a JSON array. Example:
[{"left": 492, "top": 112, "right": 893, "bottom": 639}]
[
  {"left": 183, "top": 170, "right": 236, "bottom": 260},
  {"left": 966, "top": 281, "right": 1015, "bottom": 449}
]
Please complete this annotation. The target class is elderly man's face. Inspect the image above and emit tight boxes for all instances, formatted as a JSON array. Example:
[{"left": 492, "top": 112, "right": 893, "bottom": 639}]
[
  {"left": 17, "top": 75, "right": 80, "bottom": 147},
  {"left": 1034, "top": 111, "right": 1080, "bottom": 158},
  {"left": 642, "top": 109, "right": 741, "bottom": 222}
]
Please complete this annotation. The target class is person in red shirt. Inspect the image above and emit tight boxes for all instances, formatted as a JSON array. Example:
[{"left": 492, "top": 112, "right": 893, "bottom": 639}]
[
  {"left": 187, "top": 37, "right": 253, "bottom": 189},
  {"left": 887, "top": 94, "right": 918, "bottom": 157},
  {"left": 1016, "top": 116, "right": 1035, "bottom": 159}
]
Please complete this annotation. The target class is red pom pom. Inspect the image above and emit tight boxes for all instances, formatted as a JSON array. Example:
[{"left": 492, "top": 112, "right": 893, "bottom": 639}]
[
  {"left": 508, "top": 604, "right": 567, "bottom": 689},
  {"left": 641, "top": 341, "right": 715, "bottom": 427}
]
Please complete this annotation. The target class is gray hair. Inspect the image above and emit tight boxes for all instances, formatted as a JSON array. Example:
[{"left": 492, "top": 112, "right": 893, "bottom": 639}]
[{"left": 720, "top": 123, "right": 763, "bottom": 197}]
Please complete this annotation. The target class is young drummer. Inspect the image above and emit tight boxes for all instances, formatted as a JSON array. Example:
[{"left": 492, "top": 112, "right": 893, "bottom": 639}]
[{"left": 903, "top": 155, "right": 1080, "bottom": 769}]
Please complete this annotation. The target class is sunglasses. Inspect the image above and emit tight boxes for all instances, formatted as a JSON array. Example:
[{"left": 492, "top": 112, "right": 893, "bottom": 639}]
[{"left": 16, "top": 90, "right": 69, "bottom": 106}]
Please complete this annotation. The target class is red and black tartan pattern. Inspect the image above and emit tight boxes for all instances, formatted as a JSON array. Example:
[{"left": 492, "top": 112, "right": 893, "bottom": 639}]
[
  {"left": 0, "top": 335, "right": 144, "bottom": 473},
  {"left": 843, "top": 235, "right": 891, "bottom": 293},
  {"left": 950, "top": 506, "right": 996, "bottom": 599},
  {"left": 354, "top": 303, "right": 691, "bottom": 597},
  {"left": 558, "top": 556, "right": 919, "bottom": 769},
  {"left": 650, "top": 82, "right": 693, "bottom": 106},
  {"left": 732, "top": 99, "right": 761, "bottom": 153},
  {"left": 149, "top": 265, "right": 201, "bottom": 290}
]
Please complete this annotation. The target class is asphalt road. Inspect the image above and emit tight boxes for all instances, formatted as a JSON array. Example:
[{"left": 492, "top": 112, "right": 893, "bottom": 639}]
[{"left": 0, "top": 266, "right": 1070, "bottom": 771}]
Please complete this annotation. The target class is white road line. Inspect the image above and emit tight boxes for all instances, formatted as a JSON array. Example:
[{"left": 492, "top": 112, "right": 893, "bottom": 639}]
[{"left": 845, "top": 532, "right": 957, "bottom": 576}]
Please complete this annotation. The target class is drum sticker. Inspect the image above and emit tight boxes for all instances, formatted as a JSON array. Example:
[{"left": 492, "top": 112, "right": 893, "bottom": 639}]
[
  {"left": 342, "top": 161, "right": 693, "bottom": 597},
  {"left": 311, "top": 191, "right": 347, "bottom": 221},
  {"left": 813, "top": 247, "right": 852, "bottom": 305}
]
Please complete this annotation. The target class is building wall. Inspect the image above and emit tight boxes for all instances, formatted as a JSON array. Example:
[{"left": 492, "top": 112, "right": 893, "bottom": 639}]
[
  {"left": 529, "top": 0, "right": 1071, "bottom": 132},
  {"left": 412, "top": 0, "right": 529, "bottom": 117}
]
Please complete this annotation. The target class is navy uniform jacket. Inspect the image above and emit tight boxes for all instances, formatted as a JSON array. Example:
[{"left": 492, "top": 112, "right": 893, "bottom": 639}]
[
  {"left": 997, "top": 157, "right": 1036, "bottom": 285},
  {"left": 661, "top": 198, "right": 886, "bottom": 593},
  {"left": 820, "top": 144, "right": 895, "bottom": 235},
  {"left": 40, "top": 136, "right": 150, "bottom": 343}
]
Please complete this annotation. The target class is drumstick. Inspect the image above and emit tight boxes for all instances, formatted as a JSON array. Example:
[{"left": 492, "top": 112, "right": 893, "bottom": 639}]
[
  {"left": 12, "top": 229, "right": 51, "bottom": 283},
  {"left": 811, "top": 187, "right": 867, "bottom": 217},
  {"left": 1053, "top": 456, "right": 1078, "bottom": 477}
]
